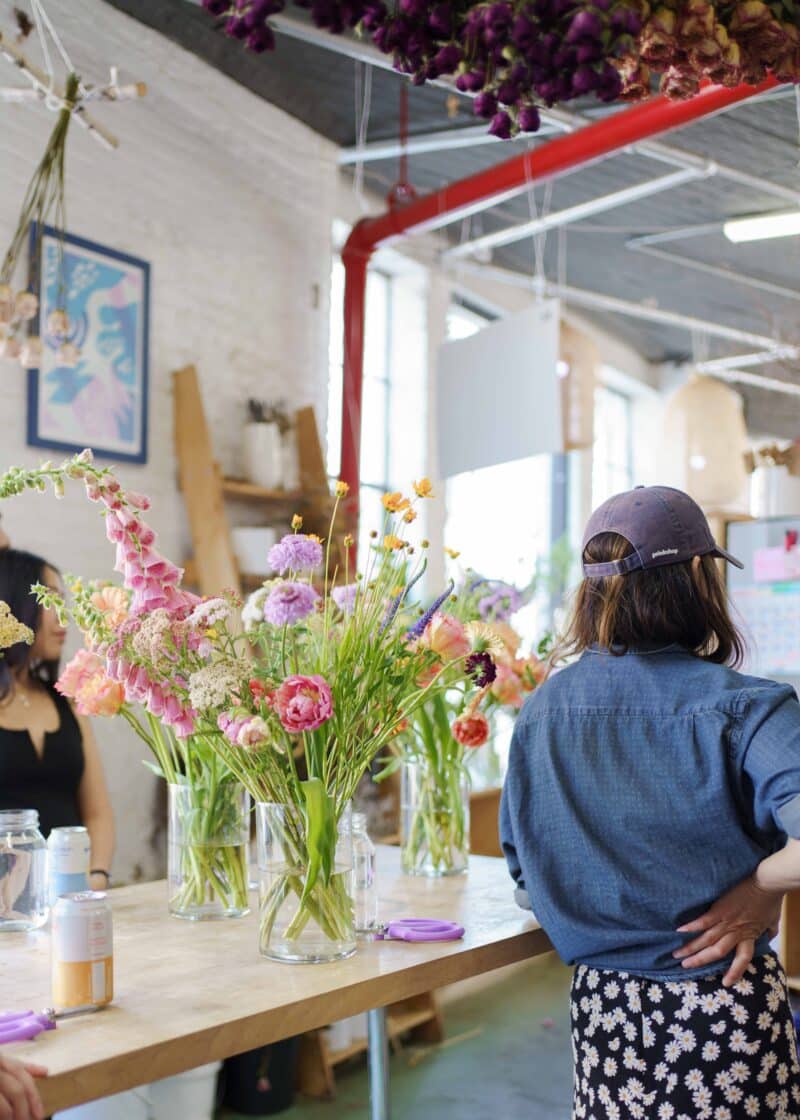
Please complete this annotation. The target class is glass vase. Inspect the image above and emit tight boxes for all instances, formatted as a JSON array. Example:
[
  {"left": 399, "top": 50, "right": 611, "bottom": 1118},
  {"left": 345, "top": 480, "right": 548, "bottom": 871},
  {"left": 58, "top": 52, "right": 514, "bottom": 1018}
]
[
  {"left": 401, "top": 760, "right": 470, "bottom": 877},
  {"left": 0, "top": 810, "right": 47, "bottom": 931},
  {"left": 256, "top": 802, "right": 355, "bottom": 963},
  {"left": 168, "top": 783, "right": 251, "bottom": 920}
]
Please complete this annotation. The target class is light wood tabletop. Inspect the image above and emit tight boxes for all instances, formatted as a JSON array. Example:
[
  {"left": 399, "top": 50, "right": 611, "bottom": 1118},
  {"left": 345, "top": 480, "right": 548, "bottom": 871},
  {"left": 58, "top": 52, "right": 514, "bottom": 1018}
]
[{"left": 0, "top": 847, "right": 552, "bottom": 1113}]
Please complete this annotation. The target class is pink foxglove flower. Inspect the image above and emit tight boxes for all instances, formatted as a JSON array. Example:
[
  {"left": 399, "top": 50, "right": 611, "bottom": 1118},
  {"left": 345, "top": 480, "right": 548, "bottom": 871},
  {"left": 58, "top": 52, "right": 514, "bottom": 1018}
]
[{"left": 274, "top": 674, "right": 333, "bottom": 733}]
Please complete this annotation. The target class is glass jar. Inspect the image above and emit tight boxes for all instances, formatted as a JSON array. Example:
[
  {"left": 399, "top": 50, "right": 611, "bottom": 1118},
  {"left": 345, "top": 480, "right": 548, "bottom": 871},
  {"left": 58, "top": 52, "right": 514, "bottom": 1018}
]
[
  {"left": 0, "top": 809, "right": 48, "bottom": 931},
  {"left": 401, "top": 760, "right": 470, "bottom": 877},
  {"left": 256, "top": 802, "right": 355, "bottom": 963},
  {"left": 351, "top": 812, "right": 378, "bottom": 935},
  {"left": 168, "top": 783, "right": 251, "bottom": 920}
]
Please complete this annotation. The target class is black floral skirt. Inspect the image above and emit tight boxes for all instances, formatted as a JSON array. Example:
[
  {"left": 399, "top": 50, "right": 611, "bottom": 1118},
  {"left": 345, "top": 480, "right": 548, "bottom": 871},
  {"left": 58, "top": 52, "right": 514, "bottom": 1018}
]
[{"left": 571, "top": 954, "right": 800, "bottom": 1119}]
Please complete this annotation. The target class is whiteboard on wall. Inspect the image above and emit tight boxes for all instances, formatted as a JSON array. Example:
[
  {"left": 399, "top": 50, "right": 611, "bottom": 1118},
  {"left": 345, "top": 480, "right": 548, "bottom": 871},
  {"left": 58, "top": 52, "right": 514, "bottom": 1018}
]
[{"left": 436, "top": 300, "right": 563, "bottom": 478}]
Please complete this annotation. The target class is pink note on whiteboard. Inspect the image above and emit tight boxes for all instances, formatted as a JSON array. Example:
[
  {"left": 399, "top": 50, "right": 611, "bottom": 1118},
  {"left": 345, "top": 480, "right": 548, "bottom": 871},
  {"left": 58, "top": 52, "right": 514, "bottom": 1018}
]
[{"left": 754, "top": 546, "right": 800, "bottom": 582}]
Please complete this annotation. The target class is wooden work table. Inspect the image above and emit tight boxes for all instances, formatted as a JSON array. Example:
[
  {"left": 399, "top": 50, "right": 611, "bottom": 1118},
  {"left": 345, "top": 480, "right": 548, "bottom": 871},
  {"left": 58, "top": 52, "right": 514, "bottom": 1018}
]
[{"left": 0, "top": 847, "right": 552, "bottom": 1114}]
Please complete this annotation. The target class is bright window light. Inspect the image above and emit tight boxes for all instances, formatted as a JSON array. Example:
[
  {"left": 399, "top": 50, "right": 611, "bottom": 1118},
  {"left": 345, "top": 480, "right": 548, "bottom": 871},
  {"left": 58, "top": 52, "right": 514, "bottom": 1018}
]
[{"left": 723, "top": 210, "right": 800, "bottom": 243}]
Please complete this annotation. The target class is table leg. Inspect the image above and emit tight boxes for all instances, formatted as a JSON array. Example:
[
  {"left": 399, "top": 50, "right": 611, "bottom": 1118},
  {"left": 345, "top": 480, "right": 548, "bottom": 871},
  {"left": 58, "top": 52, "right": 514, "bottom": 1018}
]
[{"left": 367, "top": 1006, "right": 391, "bottom": 1120}]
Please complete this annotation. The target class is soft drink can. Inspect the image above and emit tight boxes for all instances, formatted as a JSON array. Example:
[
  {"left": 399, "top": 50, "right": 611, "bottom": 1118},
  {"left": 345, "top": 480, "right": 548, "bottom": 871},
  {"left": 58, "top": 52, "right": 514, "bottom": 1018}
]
[
  {"left": 47, "top": 826, "right": 90, "bottom": 905},
  {"left": 51, "top": 891, "right": 113, "bottom": 1013}
]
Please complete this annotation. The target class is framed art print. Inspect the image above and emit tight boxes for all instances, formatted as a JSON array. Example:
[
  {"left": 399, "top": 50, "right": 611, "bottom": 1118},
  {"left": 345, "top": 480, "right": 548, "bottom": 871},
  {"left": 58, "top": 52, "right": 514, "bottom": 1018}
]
[{"left": 27, "top": 224, "right": 150, "bottom": 464}]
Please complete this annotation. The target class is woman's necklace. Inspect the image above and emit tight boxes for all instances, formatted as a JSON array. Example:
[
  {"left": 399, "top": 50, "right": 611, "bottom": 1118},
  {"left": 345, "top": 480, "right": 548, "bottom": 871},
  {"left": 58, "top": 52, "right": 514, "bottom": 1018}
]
[{"left": 16, "top": 690, "right": 31, "bottom": 710}]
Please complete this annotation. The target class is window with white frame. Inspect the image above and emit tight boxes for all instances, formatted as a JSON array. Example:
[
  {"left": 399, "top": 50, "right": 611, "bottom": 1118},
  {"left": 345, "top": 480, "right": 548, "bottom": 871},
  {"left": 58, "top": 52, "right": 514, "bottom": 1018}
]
[
  {"left": 592, "top": 383, "right": 633, "bottom": 507},
  {"left": 327, "top": 257, "right": 425, "bottom": 565}
]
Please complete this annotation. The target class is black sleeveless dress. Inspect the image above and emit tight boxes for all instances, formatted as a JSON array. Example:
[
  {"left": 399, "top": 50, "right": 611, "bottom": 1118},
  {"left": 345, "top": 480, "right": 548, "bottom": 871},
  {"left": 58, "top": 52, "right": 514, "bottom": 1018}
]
[{"left": 0, "top": 688, "right": 85, "bottom": 837}]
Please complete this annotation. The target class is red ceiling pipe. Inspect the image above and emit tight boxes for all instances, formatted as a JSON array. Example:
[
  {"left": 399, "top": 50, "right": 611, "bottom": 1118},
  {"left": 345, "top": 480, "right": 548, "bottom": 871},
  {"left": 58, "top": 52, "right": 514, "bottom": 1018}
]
[{"left": 338, "top": 76, "right": 779, "bottom": 529}]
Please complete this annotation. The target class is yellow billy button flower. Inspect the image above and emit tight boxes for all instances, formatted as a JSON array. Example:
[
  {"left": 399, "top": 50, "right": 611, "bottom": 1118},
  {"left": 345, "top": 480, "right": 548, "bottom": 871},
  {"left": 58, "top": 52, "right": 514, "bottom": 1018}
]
[
  {"left": 291, "top": 514, "right": 303, "bottom": 531},
  {"left": 384, "top": 534, "right": 405, "bottom": 551},
  {"left": 413, "top": 478, "right": 433, "bottom": 498},
  {"left": 335, "top": 480, "right": 350, "bottom": 497},
  {"left": 382, "top": 491, "right": 409, "bottom": 513},
  {"left": 343, "top": 533, "right": 354, "bottom": 549}
]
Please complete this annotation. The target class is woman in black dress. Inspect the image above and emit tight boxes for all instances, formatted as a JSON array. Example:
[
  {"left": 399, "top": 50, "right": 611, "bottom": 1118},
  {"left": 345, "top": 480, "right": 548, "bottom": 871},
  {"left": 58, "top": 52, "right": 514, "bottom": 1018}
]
[{"left": 0, "top": 549, "right": 114, "bottom": 888}]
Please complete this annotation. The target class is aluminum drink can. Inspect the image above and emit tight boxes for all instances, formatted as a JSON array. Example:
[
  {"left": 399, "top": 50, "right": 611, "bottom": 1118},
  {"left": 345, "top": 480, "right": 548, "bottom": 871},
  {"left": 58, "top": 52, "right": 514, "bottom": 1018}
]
[
  {"left": 51, "top": 891, "right": 113, "bottom": 1013},
  {"left": 47, "top": 826, "right": 90, "bottom": 905}
]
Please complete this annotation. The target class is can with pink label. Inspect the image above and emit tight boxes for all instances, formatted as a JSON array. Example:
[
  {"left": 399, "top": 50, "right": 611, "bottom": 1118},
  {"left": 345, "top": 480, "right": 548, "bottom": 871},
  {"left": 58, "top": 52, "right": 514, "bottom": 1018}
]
[{"left": 51, "top": 891, "right": 113, "bottom": 1013}]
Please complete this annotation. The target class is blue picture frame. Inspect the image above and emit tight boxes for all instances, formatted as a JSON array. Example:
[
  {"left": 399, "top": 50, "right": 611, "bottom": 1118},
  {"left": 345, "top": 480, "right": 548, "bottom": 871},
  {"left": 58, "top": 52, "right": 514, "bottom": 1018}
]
[{"left": 27, "top": 223, "right": 150, "bottom": 464}]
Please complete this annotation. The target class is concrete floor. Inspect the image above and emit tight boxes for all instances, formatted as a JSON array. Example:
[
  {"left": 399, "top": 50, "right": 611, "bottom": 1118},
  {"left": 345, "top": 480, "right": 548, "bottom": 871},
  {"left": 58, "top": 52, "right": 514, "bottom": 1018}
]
[{"left": 221, "top": 953, "right": 575, "bottom": 1120}]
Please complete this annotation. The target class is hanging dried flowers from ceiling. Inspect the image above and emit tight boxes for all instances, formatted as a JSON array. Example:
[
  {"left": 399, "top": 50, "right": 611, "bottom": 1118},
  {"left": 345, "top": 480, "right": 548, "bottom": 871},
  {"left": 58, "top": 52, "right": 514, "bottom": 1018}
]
[{"left": 200, "top": 0, "right": 800, "bottom": 136}]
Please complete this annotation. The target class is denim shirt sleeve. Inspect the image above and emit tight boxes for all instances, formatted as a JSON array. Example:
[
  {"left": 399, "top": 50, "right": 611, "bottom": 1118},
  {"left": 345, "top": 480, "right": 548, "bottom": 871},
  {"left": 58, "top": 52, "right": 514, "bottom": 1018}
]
[
  {"left": 737, "top": 682, "right": 800, "bottom": 839},
  {"left": 500, "top": 716, "right": 528, "bottom": 898}
]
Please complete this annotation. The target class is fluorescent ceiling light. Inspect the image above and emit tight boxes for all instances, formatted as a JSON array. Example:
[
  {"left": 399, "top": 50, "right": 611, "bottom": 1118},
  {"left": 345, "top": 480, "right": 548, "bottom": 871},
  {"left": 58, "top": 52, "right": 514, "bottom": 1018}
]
[{"left": 724, "top": 210, "right": 800, "bottom": 243}]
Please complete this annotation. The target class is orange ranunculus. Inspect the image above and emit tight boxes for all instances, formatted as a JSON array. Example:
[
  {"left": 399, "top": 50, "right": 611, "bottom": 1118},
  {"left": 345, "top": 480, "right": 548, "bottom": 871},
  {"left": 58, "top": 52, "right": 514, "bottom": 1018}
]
[
  {"left": 517, "top": 655, "right": 547, "bottom": 690},
  {"left": 57, "top": 648, "right": 125, "bottom": 717},
  {"left": 90, "top": 585, "right": 129, "bottom": 628},
  {"left": 491, "top": 664, "right": 524, "bottom": 708},
  {"left": 452, "top": 711, "right": 490, "bottom": 748},
  {"left": 423, "top": 613, "right": 471, "bottom": 661}
]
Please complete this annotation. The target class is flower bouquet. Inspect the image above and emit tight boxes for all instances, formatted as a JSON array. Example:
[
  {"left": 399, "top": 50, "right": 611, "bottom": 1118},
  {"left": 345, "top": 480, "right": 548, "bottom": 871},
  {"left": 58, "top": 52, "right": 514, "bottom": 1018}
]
[
  {"left": 392, "top": 575, "right": 548, "bottom": 876},
  {"left": 0, "top": 456, "right": 250, "bottom": 920},
  {"left": 0, "top": 455, "right": 483, "bottom": 961}
]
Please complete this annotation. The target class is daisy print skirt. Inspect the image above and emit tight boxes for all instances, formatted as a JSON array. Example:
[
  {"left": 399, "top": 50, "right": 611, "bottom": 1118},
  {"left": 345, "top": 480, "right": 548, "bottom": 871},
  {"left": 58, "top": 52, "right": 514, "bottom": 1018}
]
[{"left": 571, "top": 954, "right": 800, "bottom": 1120}]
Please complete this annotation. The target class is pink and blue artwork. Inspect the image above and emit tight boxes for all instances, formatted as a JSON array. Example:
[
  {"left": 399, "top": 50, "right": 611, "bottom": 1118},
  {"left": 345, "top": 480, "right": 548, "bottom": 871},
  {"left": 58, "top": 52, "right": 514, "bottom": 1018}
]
[{"left": 27, "top": 224, "right": 150, "bottom": 464}]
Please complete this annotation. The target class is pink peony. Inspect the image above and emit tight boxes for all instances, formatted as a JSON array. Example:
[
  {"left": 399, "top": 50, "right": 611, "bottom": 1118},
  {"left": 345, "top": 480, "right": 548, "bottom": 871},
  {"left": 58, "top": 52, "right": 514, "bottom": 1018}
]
[
  {"left": 451, "top": 711, "right": 490, "bottom": 748},
  {"left": 274, "top": 674, "right": 333, "bottom": 733},
  {"left": 423, "top": 613, "right": 471, "bottom": 661}
]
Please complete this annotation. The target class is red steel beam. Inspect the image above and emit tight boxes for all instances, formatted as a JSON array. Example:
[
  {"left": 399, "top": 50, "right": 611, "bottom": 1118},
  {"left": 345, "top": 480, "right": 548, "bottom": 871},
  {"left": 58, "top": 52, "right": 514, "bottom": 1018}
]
[{"left": 338, "top": 76, "right": 780, "bottom": 528}]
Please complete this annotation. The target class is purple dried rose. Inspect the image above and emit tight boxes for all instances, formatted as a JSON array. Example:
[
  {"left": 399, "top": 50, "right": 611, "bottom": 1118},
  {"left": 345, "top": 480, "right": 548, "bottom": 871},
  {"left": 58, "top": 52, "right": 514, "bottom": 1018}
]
[
  {"left": 203, "top": 0, "right": 231, "bottom": 13},
  {"left": 456, "top": 69, "right": 488, "bottom": 92},
  {"left": 489, "top": 110, "right": 513, "bottom": 139},
  {"left": 246, "top": 24, "right": 276, "bottom": 50},
  {"left": 263, "top": 581, "right": 320, "bottom": 626},
  {"left": 518, "top": 104, "right": 542, "bottom": 132},
  {"left": 225, "top": 15, "right": 249, "bottom": 38},
  {"left": 474, "top": 90, "right": 499, "bottom": 118}
]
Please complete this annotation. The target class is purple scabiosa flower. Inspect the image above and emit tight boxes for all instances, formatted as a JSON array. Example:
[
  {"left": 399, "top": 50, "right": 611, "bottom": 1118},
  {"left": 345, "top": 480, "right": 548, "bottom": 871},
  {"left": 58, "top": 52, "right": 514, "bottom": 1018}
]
[
  {"left": 465, "top": 651, "right": 497, "bottom": 687},
  {"left": 332, "top": 582, "right": 359, "bottom": 616},
  {"left": 268, "top": 533, "right": 324, "bottom": 575},
  {"left": 263, "top": 581, "right": 319, "bottom": 626},
  {"left": 489, "top": 110, "right": 513, "bottom": 138},
  {"left": 478, "top": 582, "right": 523, "bottom": 621}
]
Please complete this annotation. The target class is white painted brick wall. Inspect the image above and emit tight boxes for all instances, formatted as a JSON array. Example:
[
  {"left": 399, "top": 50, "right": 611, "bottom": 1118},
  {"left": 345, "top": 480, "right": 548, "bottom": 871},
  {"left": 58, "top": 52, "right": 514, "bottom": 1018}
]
[{"left": 0, "top": 0, "right": 338, "bottom": 882}]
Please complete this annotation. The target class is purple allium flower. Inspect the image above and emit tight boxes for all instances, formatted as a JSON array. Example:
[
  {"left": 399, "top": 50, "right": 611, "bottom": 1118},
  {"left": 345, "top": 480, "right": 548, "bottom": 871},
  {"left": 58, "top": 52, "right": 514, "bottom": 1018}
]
[
  {"left": 268, "top": 533, "right": 324, "bottom": 575},
  {"left": 488, "top": 110, "right": 513, "bottom": 139},
  {"left": 518, "top": 105, "right": 541, "bottom": 132},
  {"left": 332, "top": 582, "right": 359, "bottom": 616},
  {"left": 264, "top": 581, "right": 319, "bottom": 626},
  {"left": 465, "top": 651, "right": 497, "bottom": 688}
]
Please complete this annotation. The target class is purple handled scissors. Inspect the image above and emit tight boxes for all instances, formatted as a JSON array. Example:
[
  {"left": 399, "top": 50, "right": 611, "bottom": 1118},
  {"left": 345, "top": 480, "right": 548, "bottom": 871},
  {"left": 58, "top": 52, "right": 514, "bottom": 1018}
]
[
  {"left": 375, "top": 917, "right": 464, "bottom": 942},
  {"left": 0, "top": 1010, "right": 57, "bottom": 1044}
]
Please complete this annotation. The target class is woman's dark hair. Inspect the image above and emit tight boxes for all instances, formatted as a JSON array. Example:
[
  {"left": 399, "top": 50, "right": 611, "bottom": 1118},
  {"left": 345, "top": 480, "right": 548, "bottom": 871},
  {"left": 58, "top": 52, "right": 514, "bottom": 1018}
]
[
  {"left": 554, "top": 531, "right": 745, "bottom": 667},
  {"left": 0, "top": 548, "right": 60, "bottom": 701}
]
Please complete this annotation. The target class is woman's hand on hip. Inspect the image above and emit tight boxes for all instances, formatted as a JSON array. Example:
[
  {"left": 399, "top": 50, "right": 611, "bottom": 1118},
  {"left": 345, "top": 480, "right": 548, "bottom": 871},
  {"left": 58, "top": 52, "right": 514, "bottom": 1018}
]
[{"left": 672, "top": 874, "right": 783, "bottom": 987}]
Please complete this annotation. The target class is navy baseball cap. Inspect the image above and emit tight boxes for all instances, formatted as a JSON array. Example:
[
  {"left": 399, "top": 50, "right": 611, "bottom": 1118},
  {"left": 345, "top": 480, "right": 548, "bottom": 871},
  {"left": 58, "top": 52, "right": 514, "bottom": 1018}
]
[{"left": 582, "top": 485, "right": 744, "bottom": 579}]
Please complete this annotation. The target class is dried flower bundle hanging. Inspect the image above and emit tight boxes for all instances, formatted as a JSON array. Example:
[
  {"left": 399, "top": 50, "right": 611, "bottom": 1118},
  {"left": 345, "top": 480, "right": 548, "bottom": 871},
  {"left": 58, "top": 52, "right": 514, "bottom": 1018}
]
[
  {"left": 0, "top": 72, "right": 78, "bottom": 370},
  {"left": 200, "top": 0, "right": 800, "bottom": 137}
]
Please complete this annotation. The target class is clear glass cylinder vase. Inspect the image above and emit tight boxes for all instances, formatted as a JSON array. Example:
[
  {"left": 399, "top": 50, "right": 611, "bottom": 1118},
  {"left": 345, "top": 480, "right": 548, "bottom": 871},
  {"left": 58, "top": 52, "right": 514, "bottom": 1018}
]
[
  {"left": 401, "top": 760, "right": 470, "bottom": 877},
  {"left": 0, "top": 809, "right": 47, "bottom": 931},
  {"left": 168, "top": 783, "right": 251, "bottom": 920},
  {"left": 256, "top": 802, "right": 355, "bottom": 963}
]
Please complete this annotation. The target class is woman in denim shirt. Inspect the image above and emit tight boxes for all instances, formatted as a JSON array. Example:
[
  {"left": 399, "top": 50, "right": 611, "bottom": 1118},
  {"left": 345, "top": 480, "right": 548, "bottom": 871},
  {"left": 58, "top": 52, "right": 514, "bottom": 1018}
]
[{"left": 501, "top": 485, "right": 800, "bottom": 1119}]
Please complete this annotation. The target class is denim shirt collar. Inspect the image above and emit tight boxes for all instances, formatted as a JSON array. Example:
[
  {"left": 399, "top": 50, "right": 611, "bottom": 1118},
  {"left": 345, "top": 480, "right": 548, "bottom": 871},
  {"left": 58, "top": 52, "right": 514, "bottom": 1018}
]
[{"left": 585, "top": 642, "right": 690, "bottom": 657}]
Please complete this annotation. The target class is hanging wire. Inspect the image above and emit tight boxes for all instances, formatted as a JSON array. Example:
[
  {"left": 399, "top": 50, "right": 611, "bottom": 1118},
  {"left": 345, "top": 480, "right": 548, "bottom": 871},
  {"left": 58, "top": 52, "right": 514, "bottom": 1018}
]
[
  {"left": 353, "top": 62, "right": 373, "bottom": 214},
  {"left": 795, "top": 86, "right": 800, "bottom": 167},
  {"left": 29, "top": 0, "right": 54, "bottom": 92},
  {"left": 557, "top": 224, "right": 567, "bottom": 289},
  {"left": 33, "top": 0, "right": 76, "bottom": 77},
  {"left": 527, "top": 179, "right": 554, "bottom": 298}
]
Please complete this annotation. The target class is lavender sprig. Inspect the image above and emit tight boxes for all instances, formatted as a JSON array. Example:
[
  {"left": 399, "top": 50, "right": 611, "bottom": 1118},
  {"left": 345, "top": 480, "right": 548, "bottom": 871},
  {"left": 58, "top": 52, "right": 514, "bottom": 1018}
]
[
  {"left": 405, "top": 580, "right": 454, "bottom": 642},
  {"left": 379, "top": 562, "right": 427, "bottom": 635}
]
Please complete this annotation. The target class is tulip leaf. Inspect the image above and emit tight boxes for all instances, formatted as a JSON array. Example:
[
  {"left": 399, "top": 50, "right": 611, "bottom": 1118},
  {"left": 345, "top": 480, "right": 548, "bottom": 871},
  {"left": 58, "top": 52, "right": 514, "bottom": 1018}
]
[{"left": 300, "top": 778, "right": 336, "bottom": 903}]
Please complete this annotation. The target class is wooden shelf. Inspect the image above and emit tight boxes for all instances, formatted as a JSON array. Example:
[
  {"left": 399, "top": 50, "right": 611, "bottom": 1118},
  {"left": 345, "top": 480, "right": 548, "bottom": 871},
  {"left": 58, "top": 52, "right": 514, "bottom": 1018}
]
[{"left": 222, "top": 477, "right": 303, "bottom": 503}]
